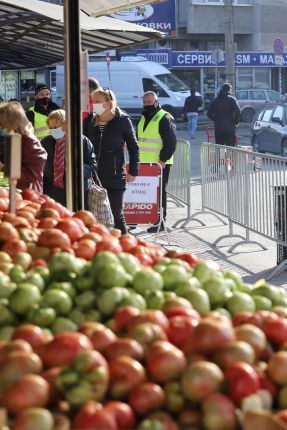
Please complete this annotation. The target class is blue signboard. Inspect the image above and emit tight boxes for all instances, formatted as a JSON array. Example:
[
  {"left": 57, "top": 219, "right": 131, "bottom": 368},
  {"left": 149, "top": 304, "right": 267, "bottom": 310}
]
[
  {"left": 173, "top": 51, "right": 287, "bottom": 67},
  {"left": 109, "top": 0, "right": 176, "bottom": 37}
]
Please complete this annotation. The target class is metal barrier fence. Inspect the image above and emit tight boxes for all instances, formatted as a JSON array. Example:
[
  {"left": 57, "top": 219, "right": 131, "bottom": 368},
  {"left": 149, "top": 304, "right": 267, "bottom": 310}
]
[
  {"left": 189, "top": 143, "right": 287, "bottom": 279},
  {"left": 167, "top": 139, "right": 191, "bottom": 218}
]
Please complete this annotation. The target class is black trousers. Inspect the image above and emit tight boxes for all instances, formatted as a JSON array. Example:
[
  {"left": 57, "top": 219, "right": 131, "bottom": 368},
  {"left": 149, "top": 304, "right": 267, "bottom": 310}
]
[
  {"left": 215, "top": 130, "right": 236, "bottom": 147},
  {"left": 161, "top": 164, "right": 171, "bottom": 221},
  {"left": 106, "top": 188, "right": 127, "bottom": 234}
]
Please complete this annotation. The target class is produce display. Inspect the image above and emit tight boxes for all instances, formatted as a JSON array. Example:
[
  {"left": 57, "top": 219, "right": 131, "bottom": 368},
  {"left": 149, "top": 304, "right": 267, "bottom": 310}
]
[{"left": 0, "top": 187, "right": 287, "bottom": 429}]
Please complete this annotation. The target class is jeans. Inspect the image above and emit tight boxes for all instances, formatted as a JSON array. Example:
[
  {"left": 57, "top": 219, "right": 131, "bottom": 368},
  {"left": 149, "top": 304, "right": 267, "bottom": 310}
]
[
  {"left": 187, "top": 114, "right": 198, "bottom": 138},
  {"left": 106, "top": 188, "right": 128, "bottom": 234}
]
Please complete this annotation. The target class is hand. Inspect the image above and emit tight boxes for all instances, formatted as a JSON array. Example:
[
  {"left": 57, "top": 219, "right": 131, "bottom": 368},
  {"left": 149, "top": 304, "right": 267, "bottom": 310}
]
[
  {"left": 159, "top": 161, "right": 166, "bottom": 169},
  {"left": 126, "top": 173, "right": 136, "bottom": 182}
]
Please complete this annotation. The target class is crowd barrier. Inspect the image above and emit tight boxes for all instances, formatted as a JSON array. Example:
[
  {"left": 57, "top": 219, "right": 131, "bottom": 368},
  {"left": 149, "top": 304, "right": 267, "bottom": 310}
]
[
  {"left": 186, "top": 143, "right": 287, "bottom": 279},
  {"left": 167, "top": 139, "right": 191, "bottom": 221}
]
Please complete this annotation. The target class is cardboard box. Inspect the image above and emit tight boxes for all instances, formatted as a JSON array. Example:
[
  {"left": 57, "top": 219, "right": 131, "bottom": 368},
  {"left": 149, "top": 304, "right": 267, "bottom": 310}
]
[{"left": 244, "top": 411, "right": 287, "bottom": 430}]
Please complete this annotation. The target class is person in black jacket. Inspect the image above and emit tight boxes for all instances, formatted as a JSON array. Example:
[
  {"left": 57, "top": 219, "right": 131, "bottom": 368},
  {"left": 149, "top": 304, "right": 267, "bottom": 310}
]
[
  {"left": 183, "top": 86, "right": 203, "bottom": 140},
  {"left": 42, "top": 109, "right": 96, "bottom": 208},
  {"left": 207, "top": 83, "right": 241, "bottom": 146},
  {"left": 86, "top": 88, "right": 140, "bottom": 234}
]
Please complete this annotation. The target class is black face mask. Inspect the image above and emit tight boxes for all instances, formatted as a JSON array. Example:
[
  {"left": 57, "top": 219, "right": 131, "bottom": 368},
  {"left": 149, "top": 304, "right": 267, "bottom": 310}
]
[
  {"left": 143, "top": 103, "right": 158, "bottom": 115},
  {"left": 37, "top": 97, "right": 50, "bottom": 106}
]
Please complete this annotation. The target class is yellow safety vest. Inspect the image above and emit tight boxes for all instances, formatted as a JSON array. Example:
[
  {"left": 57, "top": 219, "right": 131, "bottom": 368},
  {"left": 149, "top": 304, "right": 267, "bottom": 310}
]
[
  {"left": 29, "top": 107, "right": 49, "bottom": 139},
  {"left": 137, "top": 109, "right": 173, "bottom": 165}
]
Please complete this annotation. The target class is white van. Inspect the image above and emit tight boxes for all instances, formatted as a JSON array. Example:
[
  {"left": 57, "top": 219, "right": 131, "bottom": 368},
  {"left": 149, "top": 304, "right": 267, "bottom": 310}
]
[{"left": 56, "top": 58, "right": 190, "bottom": 119}]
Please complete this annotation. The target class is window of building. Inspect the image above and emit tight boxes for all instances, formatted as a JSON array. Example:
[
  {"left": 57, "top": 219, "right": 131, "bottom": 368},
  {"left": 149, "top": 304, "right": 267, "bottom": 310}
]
[
  {"left": 237, "top": 67, "right": 270, "bottom": 90},
  {"left": 0, "top": 71, "right": 17, "bottom": 101}
]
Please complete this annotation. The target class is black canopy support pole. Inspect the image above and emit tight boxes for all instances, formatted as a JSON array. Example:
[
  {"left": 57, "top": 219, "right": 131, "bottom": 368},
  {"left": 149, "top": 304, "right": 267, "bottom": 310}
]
[{"left": 64, "top": 0, "right": 84, "bottom": 211}]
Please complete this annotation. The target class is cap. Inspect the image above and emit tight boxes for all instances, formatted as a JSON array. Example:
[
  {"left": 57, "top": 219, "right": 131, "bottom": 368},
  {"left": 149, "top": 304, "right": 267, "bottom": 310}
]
[{"left": 35, "top": 84, "right": 50, "bottom": 97}]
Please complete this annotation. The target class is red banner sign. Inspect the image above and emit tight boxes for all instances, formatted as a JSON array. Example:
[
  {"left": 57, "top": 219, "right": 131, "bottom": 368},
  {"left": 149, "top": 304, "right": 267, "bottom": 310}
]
[{"left": 124, "top": 163, "right": 161, "bottom": 225}]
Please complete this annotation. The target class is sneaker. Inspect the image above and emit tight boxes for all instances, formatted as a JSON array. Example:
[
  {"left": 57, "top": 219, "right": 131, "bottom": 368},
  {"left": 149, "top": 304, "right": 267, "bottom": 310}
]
[{"left": 146, "top": 223, "right": 165, "bottom": 233}]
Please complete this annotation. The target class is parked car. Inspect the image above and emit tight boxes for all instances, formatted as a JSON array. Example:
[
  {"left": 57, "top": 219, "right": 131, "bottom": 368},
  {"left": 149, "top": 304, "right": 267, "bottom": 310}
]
[
  {"left": 236, "top": 89, "right": 285, "bottom": 122},
  {"left": 251, "top": 103, "right": 287, "bottom": 157}
]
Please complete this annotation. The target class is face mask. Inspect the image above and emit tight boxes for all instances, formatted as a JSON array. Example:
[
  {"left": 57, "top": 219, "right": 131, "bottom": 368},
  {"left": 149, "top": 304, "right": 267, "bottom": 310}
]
[
  {"left": 38, "top": 97, "right": 50, "bottom": 106},
  {"left": 50, "top": 127, "right": 65, "bottom": 140},
  {"left": 143, "top": 103, "right": 158, "bottom": 114},
  {"left": 93, "top": 103, "right": 106, "bottom": 116},
  {"left": 0, "top": 128, "right": 8, "bottom": 137}
]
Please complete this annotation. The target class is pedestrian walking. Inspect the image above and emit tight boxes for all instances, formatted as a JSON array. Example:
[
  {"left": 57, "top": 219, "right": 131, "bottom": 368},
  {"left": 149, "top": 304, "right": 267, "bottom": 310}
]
[
  {"left": 26, "top": 84, "right": 60, "bottom": 140},
  {"left": 207, "top": 83, "right": 240, "bottom": 146},
  {"left": 87, "top": 88, "right": 139, "bottom": 234},
  {"left": 183, "top": 86, "right": 203, "bottom": 140},
  {"left": 0, "top": 102, "right": 47, "bottom": 192},
  {"left": 137, "top": 91, "right": 177, "bottom": 233},
  {"left": 42, "top": 109, "right": 96, "bottom": 208}
]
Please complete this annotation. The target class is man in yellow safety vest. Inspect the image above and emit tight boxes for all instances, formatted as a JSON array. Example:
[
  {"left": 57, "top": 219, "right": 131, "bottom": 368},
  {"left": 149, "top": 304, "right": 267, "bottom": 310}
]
[
  {"left": 26, "top": 85, "right": 60, "bottom": 140},
  {"left": 137, "top": 91, "right": 177, "bottom": 233}
]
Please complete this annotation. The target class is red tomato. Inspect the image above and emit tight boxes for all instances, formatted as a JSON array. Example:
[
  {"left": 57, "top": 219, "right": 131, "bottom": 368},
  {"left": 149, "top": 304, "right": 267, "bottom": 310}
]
[
  {"left": 38, "top": 228, "right": 71, "bottom": 249},
  {"left": 146, "top": 341, "right": 186, "bottom": 383},
  {"left": 38, "top": 217, "right": 59, "bottom": 229},
  {"left": 257, "top": 370, "right": 278, "bottom": 398},
  {"left": 167, "top": 315, "right": 199, "bottom": 349},
  {"left": 129, "top": 322, "right": 168, "bottom": 347},
  {"left": 176, "top": 252, "right": 199, "bottom": 267},
  {"left": 81, "top": 231, "right": 102, "bottom": 244},
  {"left": 2, "top": 374, "right": 50, "bottom": 415},
  {"left": 43, "top": 332, "right": 92, "bottom": 368},
  {"left": 104, "top": 401, "right": 136, "bottom": 429},
  {"left": 127, "top": 310, "right": 170, "bottom": 333},
  {"left": 134, "top": 252, "right": 154, "bottom": 266},
  {"left": 225, "top": 361, "right": 260, "bottom": 404},
  {"left": 41, "top": 366, "right": 62, "bottom": 404},
  {"left": 0, "top": 221, "right": 19, "bottom": 243},
  {"left": 128, "top": 382, "right": 165, "bottom": 415},
  {"left": 56, "top": 218, "right": 83, "bottom": 242},
  {"left": 31, "top": 259, "right": 48, "bottom": 268},
  {"left": 37, "top": 208, "right": 61, "bottom": 220},
  {"left": 165, "top": 307, "right": 201, "bottom": 320},
  {"left": 95, "top": 237, "right": 123, "bottom": 254},
  {"left": 0, "top": 188, "right": 9, "bottom": 198},
  {"left": 73, "top": 210, "right": 97, "bottom": 227},
  {"left": 109, "top": 356, "right": 146, "bottom": 399},
  {"left": 22, "top": 189, "right": 40, "bottom": 202},
  {"left": 74, "top": 239, "right": 97, "bottom": 260},
  {"left": 12, "top": 325, "right": 50, "bottom": 349},
  {"left": 263, "top": 317, "right": 287, "bottom": 345},
  {"left": 78, "top": 322, "right": 116, "bottom": 353},
  {"left": 0, "top": 340, "right": 32, "bottom": 364},
  {"left": 73, "top": 401, "right": 116, "bottom": 430},
  {"left": 16, "top": 210, "right": 35, "bottom": 225},
  {"left": 119, "top": 234, "right": 138, "bottom": 252},
  {"left": 40, "top": 200, "right": 69, "bottom": 218},
  {"left": 90, "top": 223, "right": 110, "bottom": 236},
  {"left": 2, "top": 239, "right": 27, "bottom": 257},
  {"left": 104, "top": 338, "right": 144, "bottom": 362},
  {"left": 114, "top": 306, "right": 141, "bottom": 332},
  {"left": 232, "top": 311, "right": 253, "bottom": 327}
]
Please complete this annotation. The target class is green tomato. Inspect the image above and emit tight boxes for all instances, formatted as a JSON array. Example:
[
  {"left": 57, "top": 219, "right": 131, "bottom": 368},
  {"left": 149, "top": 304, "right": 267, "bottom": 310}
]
[
  {"left": 85, "top": 309, "right": 102, "bottom": 323},
  {"left": 91, "top": 251, "right": 119, "bottom": 274},
  {"left": 9, "top": 265, "right": 26, "bottom": 283},
  {"left": 117, "top": 253, "right": 141, "bottom": 276},
  {"left": 145, "top": 290, "right": 165, "bottom": 309},
  {"left": 252, "top": 295, "right": 272, "bottom": 311},
  {"left": 0, "top": 278, "right": 17, "bottom": 299},
  {"left": 68, "top": 308, "right": 86, "bottom": 325},
  {"left": 97, "top": 263, "right": 129, "bottom": 289},
  {"left": 132, "top": 267, "right": 164, "bottom": 295},
  {"left": 192, "top": 260, "right": 220, "bottom": 283},
  {"left": 9, "top": 283, "right": 42, "bottom": 315},
  {"left": 175, "top": 278, "right": 201, "bottom": 297},
  {"left": 227, "top": 292, "right": 255, "bottom": 316},
  {"left": 48, "top": 282, "right": 76, "bottom": 299},
  {"left": 49, "top": 252, "right": 85, "bottom": 276},
  {"left": 25, "top": 273, "right": 45, "bottom": 292},
  {"left": 120, "top": 292, "right": 146, "bottom": 311},
  {"left": 65, "top": 381, "right": 94, "bottom": 408},
  {"left": 75, "top": 291, "right": 97, "bottom": 311},
  {"left": 97, "top": 287, "right": 129, "bottom": 315},
  {"left": 27, "top": 266, "right": 50, "bottom": 282},
  {"left": 223, "top": 270, "right": 243, "bottom": 288},
  {"left": 50, "top": 317, "right": 78, "bottom": 335},
  {"left": 153, "top": 264, "right": 167, "bottom": 274},
  {"left": 0, "top": 326, "right": 14, "bottom": 341},
  {"left": 42, "top": 289, "right": 73, "bottom": 315},
  {"left": 161, "top": 265, "right": 189, "bottom": 291},
  {"left": 201, "top": 278, "right": 232, "bottom": 307},
  {"left": 184, "top": 288, "right": 210, "bottom": 316},
  {"left": 0, "top": 304, "right": 17, "bottom": 326},
  {"left": 73, "top": 275, "right": 94, "bottom": 292},
  {"left": 28, "top": 306, "right": 56, "bottom": 327}
]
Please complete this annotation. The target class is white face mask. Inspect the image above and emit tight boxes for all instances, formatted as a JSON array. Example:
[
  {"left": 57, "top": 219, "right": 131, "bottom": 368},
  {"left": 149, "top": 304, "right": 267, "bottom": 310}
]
[{"left": 93, "top": 103, "right": 106, "bottom": 116}]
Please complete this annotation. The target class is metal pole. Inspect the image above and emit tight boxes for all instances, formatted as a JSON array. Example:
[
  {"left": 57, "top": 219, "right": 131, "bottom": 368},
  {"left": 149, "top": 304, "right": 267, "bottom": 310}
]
[
  {"left": 279, "top": 67, "right": 283, "bottom": 94},
  {"left": 63, "top": 0, "right": 84, "bottom": 211},
  {"left": 224, "top": 0, "right": 236, "bottom": 93}
]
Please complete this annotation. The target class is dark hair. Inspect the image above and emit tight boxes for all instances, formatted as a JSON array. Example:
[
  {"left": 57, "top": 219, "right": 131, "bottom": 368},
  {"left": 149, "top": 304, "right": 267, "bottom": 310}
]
[
  {"left": 222, "top": 83, "right": 232, "bottom": 92},
  {"left": 88, "top": 77, "right": 100, "bottom": 94},
  {"left": 35, "top": 84, "right": 50, "bottom": 97}
]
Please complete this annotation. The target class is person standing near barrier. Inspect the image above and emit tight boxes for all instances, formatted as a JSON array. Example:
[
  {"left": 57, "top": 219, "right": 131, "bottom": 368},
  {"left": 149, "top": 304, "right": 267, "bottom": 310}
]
[
  {"left": 183, "top": 86, "right": 203, "bottom": 140},
  {"left": 207, "top": 83, "right": 240, "bottom": 147},
  {"left": 137, "top": 91, "right": 177, "bottom": 233},
  {"left": 26, "top": 85, "right": 60, "bottom": 140}
]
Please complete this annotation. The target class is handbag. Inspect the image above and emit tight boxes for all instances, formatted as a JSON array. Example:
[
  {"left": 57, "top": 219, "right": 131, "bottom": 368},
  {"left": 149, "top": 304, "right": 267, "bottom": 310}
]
[{"left": 88, "top": 171, "right": 114, "bottom": 227}]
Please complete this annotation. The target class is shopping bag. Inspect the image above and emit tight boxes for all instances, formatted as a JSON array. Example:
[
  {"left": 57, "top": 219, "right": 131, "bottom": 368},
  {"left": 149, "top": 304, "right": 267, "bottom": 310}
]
[{"left": 88, "top": 172, "right": 114, "bottom": 227}]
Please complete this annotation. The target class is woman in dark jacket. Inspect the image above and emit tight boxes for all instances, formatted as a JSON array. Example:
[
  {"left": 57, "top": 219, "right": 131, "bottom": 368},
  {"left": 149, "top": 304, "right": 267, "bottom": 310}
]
[
  {"left": 86, "top": 88, "right": 139, "bottom": 234},
  {"left": 42, "top": 109, "right": 96, "bottom": 207},
  {"left": 0, "top": 101, "right": 47, "bottom": 192}
]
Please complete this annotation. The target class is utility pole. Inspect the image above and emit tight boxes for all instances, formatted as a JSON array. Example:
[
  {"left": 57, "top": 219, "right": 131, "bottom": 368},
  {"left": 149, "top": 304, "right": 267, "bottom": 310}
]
[{"left": 224, "top": 0, "right": 236, "bottom": 94}]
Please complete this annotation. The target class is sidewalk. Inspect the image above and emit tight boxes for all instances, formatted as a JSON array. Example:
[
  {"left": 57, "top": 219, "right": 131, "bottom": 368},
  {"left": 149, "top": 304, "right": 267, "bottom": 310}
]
[{"left": 133, "top": 129, "right": 287, "bottom": 289}]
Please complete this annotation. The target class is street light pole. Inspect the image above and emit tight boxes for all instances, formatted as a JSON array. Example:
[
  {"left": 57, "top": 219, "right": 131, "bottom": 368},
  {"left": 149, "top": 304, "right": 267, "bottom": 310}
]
[{"left": 224, "top": 0, "right": 236, "bottom": 93}]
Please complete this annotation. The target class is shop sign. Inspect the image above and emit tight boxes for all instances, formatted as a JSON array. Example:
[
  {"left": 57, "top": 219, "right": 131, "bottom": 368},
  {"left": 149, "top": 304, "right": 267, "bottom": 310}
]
[{"left": 109, "top": 0, "right": 176, "bottom": 37}]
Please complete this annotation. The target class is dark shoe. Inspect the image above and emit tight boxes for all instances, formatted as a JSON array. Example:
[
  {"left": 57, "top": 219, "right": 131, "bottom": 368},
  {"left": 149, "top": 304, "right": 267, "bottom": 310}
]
[
  {"left": 127, "top": 225, "right": 137, "bottom": 232},
  {"left": 147, "top": 222, "right": 165, "bottom": 233}
]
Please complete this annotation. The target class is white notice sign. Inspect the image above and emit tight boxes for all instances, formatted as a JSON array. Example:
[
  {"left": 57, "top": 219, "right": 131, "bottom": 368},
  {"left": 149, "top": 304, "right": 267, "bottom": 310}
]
[{"left": 124, "top": 176, "right": 159, "bottom": 204}]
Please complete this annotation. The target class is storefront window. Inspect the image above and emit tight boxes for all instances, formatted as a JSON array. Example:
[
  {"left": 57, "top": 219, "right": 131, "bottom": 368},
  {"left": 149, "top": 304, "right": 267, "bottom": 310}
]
[
  {"left": 237, "top": 67, "right": 270, "bottom": 89},
  {"left": 20, "top": 69, "right": 46, "bottom": 109},
  {"left": 0, "top": 71, "right": 17, "bottom": 101},
  {"left": 203, "top": 68, "right": 226, "bottom": 107}
]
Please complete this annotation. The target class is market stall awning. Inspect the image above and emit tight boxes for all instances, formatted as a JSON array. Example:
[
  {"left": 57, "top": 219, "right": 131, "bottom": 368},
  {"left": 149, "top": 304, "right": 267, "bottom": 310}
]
[
  {"left": 0, "top": 0, "right": 163, "bottom": 70},
  {"left": 80, "top": 0, "right": 164, "bottom": 17}
]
